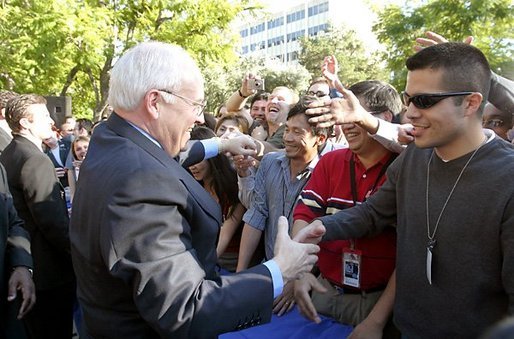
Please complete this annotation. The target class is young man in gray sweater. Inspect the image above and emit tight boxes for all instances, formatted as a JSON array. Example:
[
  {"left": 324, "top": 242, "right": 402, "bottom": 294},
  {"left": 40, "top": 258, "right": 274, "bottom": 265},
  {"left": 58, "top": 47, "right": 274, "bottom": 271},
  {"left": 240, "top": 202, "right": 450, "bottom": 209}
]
[{"left": 299, "top": 42, "right": 514, "bottom": 338}]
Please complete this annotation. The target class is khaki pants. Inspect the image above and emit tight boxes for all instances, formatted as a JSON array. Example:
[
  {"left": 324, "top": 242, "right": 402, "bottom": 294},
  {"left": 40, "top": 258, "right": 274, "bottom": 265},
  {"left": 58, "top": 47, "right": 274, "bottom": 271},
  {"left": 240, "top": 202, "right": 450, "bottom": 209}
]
[
  {"left": 312, "top": 276, "right": 383, "bottom": 326},
  {"left": 312, "top": 276, "right": 400, "bottom": 339}
]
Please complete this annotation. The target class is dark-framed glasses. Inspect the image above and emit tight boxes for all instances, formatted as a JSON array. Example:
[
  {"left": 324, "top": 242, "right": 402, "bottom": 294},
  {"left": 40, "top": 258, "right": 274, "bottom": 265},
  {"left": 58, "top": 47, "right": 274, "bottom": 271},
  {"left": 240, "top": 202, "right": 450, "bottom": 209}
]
[
  {"left": 307, "top": 90, "right": 329, "bottom": 98},
  {"left": 482, "top": 119, "right": 504, "bottom": 128},
  {"left": 402, "top": 91, "right": 473, "bottom": 109},
  {"left": 158, "top": 89, "right": 206, "bottom": 116}
]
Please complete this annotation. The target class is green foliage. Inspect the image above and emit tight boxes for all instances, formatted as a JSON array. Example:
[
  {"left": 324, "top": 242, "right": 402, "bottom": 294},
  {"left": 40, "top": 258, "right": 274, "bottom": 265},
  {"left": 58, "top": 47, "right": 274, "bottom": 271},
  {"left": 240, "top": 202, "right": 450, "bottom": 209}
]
[
  {"left": 0, "top": 0, "right": 250, "bottom": 121},
  {"left": 202, "top": 55, "right": 311, "bottom": 113},
  {"left": 374, "top": 0, "right": 514, "bottom": 90},
  {"left": 297, "top": 26, "right": 388, "bottom": 87}
]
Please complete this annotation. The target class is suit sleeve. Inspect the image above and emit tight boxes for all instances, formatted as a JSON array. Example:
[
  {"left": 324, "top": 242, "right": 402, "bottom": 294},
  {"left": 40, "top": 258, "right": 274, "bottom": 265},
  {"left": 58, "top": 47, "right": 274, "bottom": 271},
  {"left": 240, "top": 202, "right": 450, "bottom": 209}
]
[
  {"left": 179, "top": 140, "right": 207, "bottom": 168},
  {"left": 1, "top": 164, "right": 32, "bottom": 270},
  {"left": 5, "top": 192, "right": 33, "bottom": 270},
  {"left": 21, "top": 155, "right": 70, "bottom": 252},
  {"left": 102, "top": 168, "right": 273, "bottom": 337}
]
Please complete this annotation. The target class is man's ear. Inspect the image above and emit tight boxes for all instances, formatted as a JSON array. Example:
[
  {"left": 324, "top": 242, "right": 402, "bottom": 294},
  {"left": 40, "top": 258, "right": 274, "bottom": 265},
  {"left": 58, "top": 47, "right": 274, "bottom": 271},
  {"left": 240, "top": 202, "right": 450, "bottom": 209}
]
[
  {"left": 463, "top": 92, "right": 483, "bottom": 117},
  {"left": 316, "top": 132, "right": 327, "bottom": 146},
  {"left": 19, "top": 117, "right": 31, "bottom": 130},
  {"left": 145, "top": 90, "right": 161, "bottom": 120},
  {"left": 382, "top": 111, "right": 394, "bottom": 123}
]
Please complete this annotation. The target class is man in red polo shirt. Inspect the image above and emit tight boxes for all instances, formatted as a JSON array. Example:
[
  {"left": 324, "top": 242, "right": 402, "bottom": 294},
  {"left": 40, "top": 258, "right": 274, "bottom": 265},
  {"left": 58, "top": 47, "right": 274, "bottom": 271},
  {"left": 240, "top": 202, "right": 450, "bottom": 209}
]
[{"left": 292, "top": 80, "right": 401, "bottom": 338}]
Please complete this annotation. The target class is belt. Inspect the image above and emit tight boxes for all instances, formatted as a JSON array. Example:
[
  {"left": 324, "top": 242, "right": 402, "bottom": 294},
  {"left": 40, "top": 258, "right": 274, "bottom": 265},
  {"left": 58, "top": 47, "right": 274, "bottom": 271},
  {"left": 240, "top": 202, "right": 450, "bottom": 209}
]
[{"left": 328, "top": 281, "right": 385, "bottom": 295}]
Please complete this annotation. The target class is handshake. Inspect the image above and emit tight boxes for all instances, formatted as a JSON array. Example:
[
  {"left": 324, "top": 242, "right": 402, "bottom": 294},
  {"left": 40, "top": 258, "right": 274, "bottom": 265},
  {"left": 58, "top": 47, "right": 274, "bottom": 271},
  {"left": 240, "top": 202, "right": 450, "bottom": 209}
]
[{"left": 272, "top": 216, "right": 326, "bottom": 282}]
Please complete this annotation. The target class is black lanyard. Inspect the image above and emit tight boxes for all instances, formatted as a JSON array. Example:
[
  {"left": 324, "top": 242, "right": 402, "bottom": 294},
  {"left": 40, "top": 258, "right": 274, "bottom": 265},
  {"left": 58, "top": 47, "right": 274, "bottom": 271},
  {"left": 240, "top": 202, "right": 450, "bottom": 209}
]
[{"left": 349, "top": 154, "right": 396, "bottom": 206}]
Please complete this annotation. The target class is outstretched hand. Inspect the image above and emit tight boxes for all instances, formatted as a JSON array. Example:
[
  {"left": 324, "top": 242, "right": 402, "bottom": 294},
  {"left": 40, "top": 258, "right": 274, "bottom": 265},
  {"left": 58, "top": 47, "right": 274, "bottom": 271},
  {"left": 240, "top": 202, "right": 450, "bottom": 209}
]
[
  {"left": 293, "top": 219, "right": 325, "bottom": 244},
  {"left": 294, "top": 272, "right": 327, "bottom": 323},
  {"left": 305, "top": 87, "right": 369, "bottom": 129},
  {"left": 221, "top": 134, "right": 257, "bottom": 157},
  {"left": 414, "top": 31, "right": 473, "bottom": 52}
]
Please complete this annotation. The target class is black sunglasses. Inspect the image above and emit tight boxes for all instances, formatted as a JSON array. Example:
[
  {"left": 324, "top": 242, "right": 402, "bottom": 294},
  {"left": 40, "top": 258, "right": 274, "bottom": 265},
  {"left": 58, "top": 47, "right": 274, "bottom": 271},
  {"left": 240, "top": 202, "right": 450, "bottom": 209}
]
[
  {"left": 402, "top": 91, "right": 473, "bottom": 109},
  {"left": 307, "top": 90, "right": 329, "bottom": 98}
]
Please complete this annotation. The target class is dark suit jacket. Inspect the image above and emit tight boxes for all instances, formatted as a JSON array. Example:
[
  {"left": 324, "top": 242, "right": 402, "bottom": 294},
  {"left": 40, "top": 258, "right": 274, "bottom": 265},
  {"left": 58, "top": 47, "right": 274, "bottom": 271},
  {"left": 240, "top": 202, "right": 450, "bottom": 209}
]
[
  {"left": 0, "top": 136, "right": 73, "bottom": 290},
  {"left": 0, "top": 164, "right": 32, "bottom": 338},
  {"left": 0, "top": 162, "right": 32, "bottom": 299},
  {"left": 0, "top": 128, "right": 12, "bottom": 153},
  {"left": 45, "top": 138, "right": 71, "bottom": 188},
  {"left": 70, "top": 113, "right": 273, "bottom": 338}
]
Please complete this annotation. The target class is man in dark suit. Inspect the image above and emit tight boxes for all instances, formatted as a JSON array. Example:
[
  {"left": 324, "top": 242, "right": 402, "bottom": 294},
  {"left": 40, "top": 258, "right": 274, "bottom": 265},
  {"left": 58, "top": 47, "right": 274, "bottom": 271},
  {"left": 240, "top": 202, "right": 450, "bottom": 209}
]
[
  {"left": 0, "top": 163, "right": 35, "bottom": 338},
  {"left": 0, "top": 90, "right": 17, "bottom": 153},
  {"left": 43, "top": 134, "right": 71, "bottom": 188},
  {"left": 70, "top": 41, "right": 324, "bottom": 338},
  {"left": 0, "top": 94, "right": 75, "bottom": 338}
]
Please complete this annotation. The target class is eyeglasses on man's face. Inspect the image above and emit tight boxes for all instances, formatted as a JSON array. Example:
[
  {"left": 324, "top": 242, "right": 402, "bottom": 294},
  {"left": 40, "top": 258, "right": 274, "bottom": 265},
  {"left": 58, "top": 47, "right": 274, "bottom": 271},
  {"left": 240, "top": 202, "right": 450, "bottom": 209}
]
[
  {"left": 158, "top": 89, "right": 206, "bottom": 116},
  {"left": 402, "top": 91, "right": 473, "bottom": 109},
  {"left": 482, "top": 119, "right": 504, "bottom": 128},
  {"left": 306, "top": 90, "right": 329, "bottom": 98}
]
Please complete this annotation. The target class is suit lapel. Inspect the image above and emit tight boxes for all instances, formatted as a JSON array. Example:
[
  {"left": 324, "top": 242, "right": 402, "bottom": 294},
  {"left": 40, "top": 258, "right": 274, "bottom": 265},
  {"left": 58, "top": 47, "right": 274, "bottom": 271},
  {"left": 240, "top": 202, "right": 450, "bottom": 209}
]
[{"left": 106, "top": 113, "right": 222, "bottom": 223}]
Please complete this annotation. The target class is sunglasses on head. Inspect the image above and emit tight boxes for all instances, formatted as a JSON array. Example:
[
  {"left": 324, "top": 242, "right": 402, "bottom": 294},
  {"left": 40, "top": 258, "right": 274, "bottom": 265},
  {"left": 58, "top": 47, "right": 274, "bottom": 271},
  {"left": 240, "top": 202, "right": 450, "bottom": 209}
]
[{"left": 402, "top": 91, "right": 473, "bottom": 109}]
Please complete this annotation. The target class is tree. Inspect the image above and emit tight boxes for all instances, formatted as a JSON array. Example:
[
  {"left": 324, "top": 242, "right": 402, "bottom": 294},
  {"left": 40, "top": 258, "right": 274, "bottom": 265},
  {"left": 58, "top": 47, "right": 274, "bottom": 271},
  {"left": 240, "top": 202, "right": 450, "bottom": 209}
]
[
  {"left": 0, "top": 0, "right": 252, "bottom": 121},
  {"left": 373, "top": 0, "right": 514, "bottom": 90},
  {"left": 297, "top": 25, "right": 388, "bottom": 87},
  {"left": 203, "top": 55, "right": 311, "bottom": 114}
]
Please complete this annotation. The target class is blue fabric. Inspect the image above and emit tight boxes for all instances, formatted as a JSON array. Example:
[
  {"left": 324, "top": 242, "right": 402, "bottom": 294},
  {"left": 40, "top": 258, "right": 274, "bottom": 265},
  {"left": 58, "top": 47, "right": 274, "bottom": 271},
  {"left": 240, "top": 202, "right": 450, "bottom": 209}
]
[
  {"left": 220, "top": 307, "right": 353, "bottom": 338},
  {"left": 262, "top": 259, "right": 284, "bottom": 299},
  {"left": 201, "top": 138, "right": 219, "bottom": 159}
]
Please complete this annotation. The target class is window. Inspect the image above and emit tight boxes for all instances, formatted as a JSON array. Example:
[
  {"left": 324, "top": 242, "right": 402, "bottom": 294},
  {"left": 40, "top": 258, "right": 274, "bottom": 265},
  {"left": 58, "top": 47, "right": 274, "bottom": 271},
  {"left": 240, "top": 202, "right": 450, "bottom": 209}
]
[
  {"left": 308, "top": 2, "right": 329, "bottom": 17},
  {"left": 240, "top": 29, "right": 248, "bottom": 37},
  {"left": 250, "top": 23, "right": 265, "bottom": 35},
  {"left": 286, "top": 9, "right": 305, "bottom": 23},
  {"left": 308, "top": 24, "right": 329, "bottom": 37},
  {"left": 286, "top": 29, "right": 305, "bottom": 42},
  {"left": 267, "top": 17, "right": 284, "bottom": 29}
]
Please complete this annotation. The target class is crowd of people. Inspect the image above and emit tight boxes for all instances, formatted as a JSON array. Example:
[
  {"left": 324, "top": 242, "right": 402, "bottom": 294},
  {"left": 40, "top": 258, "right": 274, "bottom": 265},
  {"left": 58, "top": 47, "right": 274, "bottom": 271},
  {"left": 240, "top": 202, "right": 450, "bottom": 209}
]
[{"left": 0, "top": 31, "right": 513, "bottom": 339}]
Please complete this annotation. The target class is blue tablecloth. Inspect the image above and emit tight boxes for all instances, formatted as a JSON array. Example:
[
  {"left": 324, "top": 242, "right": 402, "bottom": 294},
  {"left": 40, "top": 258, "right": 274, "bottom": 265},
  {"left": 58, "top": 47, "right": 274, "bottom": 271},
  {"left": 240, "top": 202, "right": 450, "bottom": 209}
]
[{"left": 220, "top": 307, "right": 353, "bottom": 338}]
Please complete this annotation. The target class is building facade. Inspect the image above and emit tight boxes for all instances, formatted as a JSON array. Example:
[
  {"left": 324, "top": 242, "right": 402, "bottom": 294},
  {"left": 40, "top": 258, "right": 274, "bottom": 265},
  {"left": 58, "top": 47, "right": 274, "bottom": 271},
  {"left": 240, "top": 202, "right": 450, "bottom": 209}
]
[{"left": 237, "top": 0, "right": 381, "bottom": 65}]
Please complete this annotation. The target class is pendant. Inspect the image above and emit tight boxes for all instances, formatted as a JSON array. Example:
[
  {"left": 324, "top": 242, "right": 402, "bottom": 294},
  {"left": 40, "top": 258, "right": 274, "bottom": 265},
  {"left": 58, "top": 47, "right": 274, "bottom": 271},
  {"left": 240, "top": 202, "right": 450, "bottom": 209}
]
[{"left": 426, "top": 239, "right": 436, "bottom": 285}]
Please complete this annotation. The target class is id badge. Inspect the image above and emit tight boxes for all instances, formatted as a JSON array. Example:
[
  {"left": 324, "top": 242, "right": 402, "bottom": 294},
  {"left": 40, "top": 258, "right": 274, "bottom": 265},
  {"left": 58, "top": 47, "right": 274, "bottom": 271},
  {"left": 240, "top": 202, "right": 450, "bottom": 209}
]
[{"left": 342, "top": 248, "right": 362, "bottom": 288}]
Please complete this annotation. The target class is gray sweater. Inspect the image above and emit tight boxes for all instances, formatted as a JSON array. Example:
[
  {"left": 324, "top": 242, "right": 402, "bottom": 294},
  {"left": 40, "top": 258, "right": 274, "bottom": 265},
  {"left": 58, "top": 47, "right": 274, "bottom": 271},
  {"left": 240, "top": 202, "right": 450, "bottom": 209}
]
[{"left": 320, "top": 132, "right": 514, "bottom": 338}]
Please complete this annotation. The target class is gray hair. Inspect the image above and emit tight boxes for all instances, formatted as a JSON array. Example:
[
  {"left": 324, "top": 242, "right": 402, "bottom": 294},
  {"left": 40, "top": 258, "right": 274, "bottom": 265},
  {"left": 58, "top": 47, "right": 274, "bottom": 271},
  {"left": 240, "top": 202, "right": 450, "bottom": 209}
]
[{"left": 108, "top": 41, "right": 203, "bottom": 111}]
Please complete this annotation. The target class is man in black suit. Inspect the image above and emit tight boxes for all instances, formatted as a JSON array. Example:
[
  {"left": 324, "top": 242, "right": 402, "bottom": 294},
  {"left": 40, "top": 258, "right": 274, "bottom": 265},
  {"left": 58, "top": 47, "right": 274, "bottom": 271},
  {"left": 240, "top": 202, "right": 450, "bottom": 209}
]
[
  {"left": 43, "top": 134, "right": 71, "bottom": 188},
  {"left": 0, "top": 163, "right": 35, "bottom": 338},
  {"left": 0, "top": 91, "right": 17, "bottom": 153},
  {"left": 0, "top": 94, "right": 75, "bottom": 338},
  {"left": 70, "top": 41, "right": 324, "bottom": 338}
]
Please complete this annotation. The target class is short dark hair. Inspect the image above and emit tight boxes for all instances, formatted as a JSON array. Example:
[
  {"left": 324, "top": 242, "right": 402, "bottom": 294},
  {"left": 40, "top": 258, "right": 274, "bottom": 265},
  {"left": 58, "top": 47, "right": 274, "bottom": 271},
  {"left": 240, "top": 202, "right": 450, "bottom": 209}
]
[
  {"left": 0, "top": 90, "right": 18, "bottom": 110},
  {"left": 287, "top": 96, "right": 330, "bottom": 138},
  {"left": 348, "top": 80, "right": 403, "bottom": 116},
  {"left": 5, "top": 94, "right": 47, "bottom": 133},
  {"left": 215, "top": 114, "right": 249, "bottom": 135},
  {"left": 249, "top": 91, "right": 269, "bottom": 109},
  {"left": 406, "top": 42, "right": 491, "bottom": 113},
  {"left": 76, "top": 118, "right": 93, "bottom": 135}
]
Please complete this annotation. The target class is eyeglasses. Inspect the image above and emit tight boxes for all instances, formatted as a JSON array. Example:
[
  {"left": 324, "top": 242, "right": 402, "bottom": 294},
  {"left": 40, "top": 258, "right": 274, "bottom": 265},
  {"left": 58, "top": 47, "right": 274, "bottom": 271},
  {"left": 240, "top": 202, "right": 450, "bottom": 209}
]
[
  {"left": 402, "top": 91, "right": 473, "bottom": 109},
  {"left": 158, "top": 89, "right": 206, "bottom": 116},
  {"left": 482, "top": 119, "right": 504, "bottom": 128},
  {"left": 307, "top": 90, "right": 329, "bottom": 98}
]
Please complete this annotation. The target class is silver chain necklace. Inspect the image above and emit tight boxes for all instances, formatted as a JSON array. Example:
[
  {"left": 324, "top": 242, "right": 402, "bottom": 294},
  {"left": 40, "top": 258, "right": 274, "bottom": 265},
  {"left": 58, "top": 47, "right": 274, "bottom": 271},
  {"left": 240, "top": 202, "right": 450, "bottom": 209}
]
[{"left": 425, "top": 137, "right": 487, "bottom": 285}]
